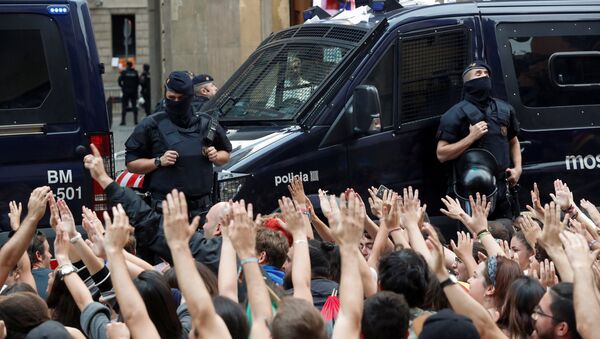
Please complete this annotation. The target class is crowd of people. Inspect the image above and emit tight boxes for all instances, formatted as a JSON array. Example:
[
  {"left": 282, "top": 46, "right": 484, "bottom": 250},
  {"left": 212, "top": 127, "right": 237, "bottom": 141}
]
[{"left": 0, "top": 143, "right": 597, "bottom": 339}]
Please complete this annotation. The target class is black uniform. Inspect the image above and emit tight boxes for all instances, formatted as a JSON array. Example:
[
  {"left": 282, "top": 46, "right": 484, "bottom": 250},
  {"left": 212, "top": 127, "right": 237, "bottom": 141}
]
[
  {"left": 139, "top": 67, "right": 151, "bottom": 115},
  {"left": 191, "top": 95, "right": 209, "bottom": 113},
  {"left": 437, "top": 80, "right": 520, "bottom": 219},
  {"left": 118, "top": 66, "right": 140, "bottom": 124},
  {"left": 125, "top": 111, "right": 232, "bottom": 214}
]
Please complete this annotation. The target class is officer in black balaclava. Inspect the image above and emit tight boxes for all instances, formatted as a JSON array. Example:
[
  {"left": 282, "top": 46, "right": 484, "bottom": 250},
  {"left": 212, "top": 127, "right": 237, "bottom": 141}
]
[
  {"left": 124, "top": 71, "right": 232, "bottom": 216},
  {"left": 435, "top": 61, "right": 522, "bottom": 220}
]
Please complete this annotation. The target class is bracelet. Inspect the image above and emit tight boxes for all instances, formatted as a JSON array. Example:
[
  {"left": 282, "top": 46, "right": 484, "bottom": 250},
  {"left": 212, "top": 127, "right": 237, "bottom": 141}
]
[
  {"left": 563, "top": 204, "right": 576, "bottom": 215},
  {"left": 240, "top": 257, "right": 259, "bottom": 266},
  {"left": 388, "top": 228, "right": 402, "bottom": 234},
  {"left": 69, "top": 233, "right": 82, "bottom": 244},
  {"left": 294, "top": 239, "right": 308, "bottom": 245},
  {"left": 476, "top": 230, "right": 491, "bottom": 241},
  {"left": 590, "top": 240, "right": 598, "bottom": 249}
]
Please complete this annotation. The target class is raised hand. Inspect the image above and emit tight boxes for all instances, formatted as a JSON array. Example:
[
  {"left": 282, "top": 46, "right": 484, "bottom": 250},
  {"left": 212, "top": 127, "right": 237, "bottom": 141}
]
[
  {"left": 519, "top": 215, "right": 541, "bottom": 248},
  {"left": 103, "top": 204, "right": 133, "bottom": 253},
  {"left": 57, "top": 200, "right": 78, "bottom": 238},
  {"left": 550, "top": 179, "right": 573, "bottom": 211},
  {"left": 288, "top": 176, "right": 309, "bottom": 207},
  {"left": 27, "top": 186, "right": 51, "bottom": 221},
  {"left": 278, "top": 197, "right": 305, "bottom": 238},
  {"left": 560, "top": 231, "right": 599, "bottom": 270},
  {"left": 228, "top": 200, "right": 261, "bottom": 259},
  {"left": 450, "top": 231, "right": 473, "bottom": 262},
  {"left": 163, "top": 189, "right": 200, "bottom": 248},
  {"left": 48, "top": 193, "right": 60, "bottom": 230},
  {"left": 82, "top": 206, "right": 105, "bottom": 235},
  {"left": 399, "top": 186, "right": 425, "bottom": 228},
  {"left": 526, "top": 183, "right": 545, "bottom": 221},
  {"left": 319, "top": 189, "right": 341, "bottom": 229},
  {"left": 367, "top": 186, "right": 384, "bottom": 217},
  {"left": 440, "top": 195, "right": 467, "bottom": 223},
  {"left": 380, "top": 192, "right": 400, "bottom": 230},
  {"left": 538, "top": 259, "right": 559, "bottom": 289},
  {"left": 331, "top": 194, "right": 365, "bottom": 248},
  {"left": 8, "top": 201, "right": 22, "bottom": 231},
  {"left": 83, "top": 144, "right": 109, "bottom": 181},
  {"left": 82, "top": 216, "right": 106, "bottom": 259},
  {"left": 580, "top": 199, "right": 600, "bottom": 227},
  {"left": 540, "top": 202, "right": 568, "bottom": 249}
]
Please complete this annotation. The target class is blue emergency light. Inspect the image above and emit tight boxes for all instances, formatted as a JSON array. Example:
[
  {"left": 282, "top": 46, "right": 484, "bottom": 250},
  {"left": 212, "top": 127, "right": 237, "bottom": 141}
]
[{"left": 47, "top": 5, "right": 70, "bottom": 15}]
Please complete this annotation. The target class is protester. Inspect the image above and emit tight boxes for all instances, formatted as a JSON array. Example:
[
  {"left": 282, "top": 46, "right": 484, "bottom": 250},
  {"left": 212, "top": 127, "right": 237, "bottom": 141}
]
[{"left": 1, "top": 143, "right": 600, "bottom": 339}]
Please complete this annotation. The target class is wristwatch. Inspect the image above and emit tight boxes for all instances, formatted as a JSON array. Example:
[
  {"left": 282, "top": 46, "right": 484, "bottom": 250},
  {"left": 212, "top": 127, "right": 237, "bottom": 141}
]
[
  {"left": 439, "top": 274, "right": 458, "bottom": 289},
  {"left": 154, "top": 156, "right": 162, "bottom": 168},
  {"left": 58, "top": 264, "right": 77, "bottom": 279}
]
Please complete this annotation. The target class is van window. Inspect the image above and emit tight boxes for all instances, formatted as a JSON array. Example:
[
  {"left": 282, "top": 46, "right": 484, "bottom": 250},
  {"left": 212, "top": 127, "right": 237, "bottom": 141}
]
[
  {"left": 399, "top": 27, "right": 468, "bottom": 124},
  {"left": 549, "top": 52, "right": 600, "bottom": 87},
  {"left": 219, "top": 43, "right": 351, "bottom": 121},
  {"left": 0, "top": 30, "right": 50, "bottom": 109},
  {"left": 0, "top": 14, "right": 75, "bottom": 125},
  {"left": 361, "top": 44, "right": 395, "bottom": 129},
  {"left": 508, "top": 35, "right": 600, "bottom": 107}
]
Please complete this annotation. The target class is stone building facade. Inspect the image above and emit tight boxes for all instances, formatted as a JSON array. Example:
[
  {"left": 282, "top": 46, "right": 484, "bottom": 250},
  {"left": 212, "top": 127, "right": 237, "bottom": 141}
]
[{"left": 87, "top": 0, "right": 294, "bottom": 106}]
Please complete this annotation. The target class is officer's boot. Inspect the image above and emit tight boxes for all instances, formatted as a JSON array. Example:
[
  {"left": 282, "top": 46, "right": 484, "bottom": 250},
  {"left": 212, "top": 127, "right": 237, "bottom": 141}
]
[
  {"left": 120, "top": 111, "right": 126, "bottom": 126},
  {"left": 134, "top": 111, "right": 138, "bottom": 125}
]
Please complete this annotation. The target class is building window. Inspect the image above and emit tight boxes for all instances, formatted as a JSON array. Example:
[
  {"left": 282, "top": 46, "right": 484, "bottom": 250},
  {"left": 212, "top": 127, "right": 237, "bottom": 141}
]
[
  {"left": 111, "top": 15, "right": 136, "bottom": 58},
  {"left": 399, "top": 27, "right": 469, "bottom": 124}
]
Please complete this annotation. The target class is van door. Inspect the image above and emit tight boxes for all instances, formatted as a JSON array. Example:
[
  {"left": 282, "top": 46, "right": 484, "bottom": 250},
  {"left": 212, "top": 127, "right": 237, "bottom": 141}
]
[
  {"left": 0, "top": 12, "right": 87, "bottom": 229},
  {"left": 346, "top": 18, "right": 476, "bottom": 212},
  {"left": 482, "top": 13, "right": 600, "bottom": 206}
]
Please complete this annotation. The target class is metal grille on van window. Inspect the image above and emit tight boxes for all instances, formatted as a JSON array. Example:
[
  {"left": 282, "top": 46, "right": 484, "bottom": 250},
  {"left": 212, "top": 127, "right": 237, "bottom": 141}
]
[
  {"left": 400, "top": 28, "right": 469, "bottom": 124},
  {"left": 266, "top": 25, "right": 368, "bottom": 45},
  {"left": 214, "top": 43, "right": 351, "bottom": 119},
  {"left": 325, "top": 27, "right": 365, "bottom": 43}
]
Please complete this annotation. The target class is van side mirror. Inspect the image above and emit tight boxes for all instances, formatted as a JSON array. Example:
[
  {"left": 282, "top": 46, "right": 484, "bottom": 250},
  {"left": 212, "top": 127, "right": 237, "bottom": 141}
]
[{"left": 352, "top": 85, "right": 381, "bottom": 136}]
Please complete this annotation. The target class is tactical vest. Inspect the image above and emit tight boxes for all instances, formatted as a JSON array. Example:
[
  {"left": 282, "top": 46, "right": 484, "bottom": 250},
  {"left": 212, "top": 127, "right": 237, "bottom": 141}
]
[
  {"left": 147, "top": 113, "right": 213, "bottom": 198},
  {"left": 457, "top": 98, "right": 512, "bottom": 172}
]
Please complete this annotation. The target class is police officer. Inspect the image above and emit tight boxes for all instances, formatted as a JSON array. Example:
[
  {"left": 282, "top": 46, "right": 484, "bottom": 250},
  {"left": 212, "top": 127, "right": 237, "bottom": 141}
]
[
  {"left": 139, "top": 64, "right": 151, "bottom": 115},
  {"left": 125, "top": 71, "right": 232, "bottom": 216},
  {"left": 436, "top": 61, "right": 522, "bottom": 219},
  {"left": 192, "top": 74, "right": 218, "bottom": 113},
  {"left": 118, "top": 61, "right": 140, "bottom": 125}
]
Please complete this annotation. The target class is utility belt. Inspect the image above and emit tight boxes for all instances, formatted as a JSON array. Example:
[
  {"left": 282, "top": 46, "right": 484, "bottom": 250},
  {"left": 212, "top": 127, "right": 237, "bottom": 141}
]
[{"left": 150, "top": 192, "right": 212, "bottom": 215}]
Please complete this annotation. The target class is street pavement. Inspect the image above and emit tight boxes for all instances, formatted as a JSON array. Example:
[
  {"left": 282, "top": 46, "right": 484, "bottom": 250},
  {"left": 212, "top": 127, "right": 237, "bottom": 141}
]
[{"left": 110, "top": 105, "right": 139, "bottom": 173}]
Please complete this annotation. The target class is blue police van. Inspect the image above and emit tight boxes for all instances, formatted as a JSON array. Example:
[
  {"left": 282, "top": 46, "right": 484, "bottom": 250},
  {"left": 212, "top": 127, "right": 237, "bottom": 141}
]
[
  {"left": 0, "top": 0, "right": 113, "bottom": 230},
  {"left": 207, "top": 0, "right": 600, "bottom": 227}
]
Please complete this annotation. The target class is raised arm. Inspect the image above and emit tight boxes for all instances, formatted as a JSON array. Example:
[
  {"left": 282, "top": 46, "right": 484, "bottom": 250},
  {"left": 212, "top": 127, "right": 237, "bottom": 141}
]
[
  {"left": 539, "top": 201, "right": 573, "bottom": 282},
  {"left": 441, "top": 193, "right": 505, "bottom": 258},
  {"left": 331, "top": 194, "right": 365, "bottom": 339},
  {"left": 0, "top": 187, "right": 50, "bottom": 286},
  {"left": 104, "top": 205, "right": 160, "bottom": 339},
  {"left": 54, "top": 227, "right": 94, "bottom": 311},
  {"left": 560, "top": 231, "right": 600, "bottom": 339},
  {"left": 368, "top": 191, "right": 399, "bottom": 269},
  {"left": 218, "top": 205, "right": 239, "bottom": 302},
  {"left": 163, "top": 189, "right": 232, "bottom": 339},
  {"left": 426, "top": 225, "right": 507, "bottom": 339},
  {"left": 228, "top": 201, "right": 272, "bottom": 339},
  {"left": 400, "top": 187, "right": 433, "bottom": 263},
  {"left": 287, "top": 176, "right": 314, "bottom": 239},
  {"left": 279, "top": 197, "right": 312, "bottom": 303},
  {"left": 450, "top": 231, "right": 478, "bottom": 281}
]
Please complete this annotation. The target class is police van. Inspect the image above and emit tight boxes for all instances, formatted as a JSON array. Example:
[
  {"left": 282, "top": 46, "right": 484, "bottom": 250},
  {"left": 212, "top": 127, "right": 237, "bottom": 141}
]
[
  {"left": 0, "top": 0, "right": 113, "bottom": 230},
  {"left": 206, "top": 0, "right": 600, "bottom": 228}
]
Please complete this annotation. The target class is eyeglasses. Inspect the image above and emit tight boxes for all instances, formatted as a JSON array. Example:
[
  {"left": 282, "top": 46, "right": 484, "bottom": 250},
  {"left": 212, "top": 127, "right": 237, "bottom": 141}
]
[{"left": 532, "top": 305, "right": 560, "bottom": 322}]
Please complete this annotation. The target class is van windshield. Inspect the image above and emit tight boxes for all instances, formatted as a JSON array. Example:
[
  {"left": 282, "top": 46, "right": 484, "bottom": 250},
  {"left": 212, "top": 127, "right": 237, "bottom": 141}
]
[{"left": 216, "top": 43, "right": 351, "bottom": 121}]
